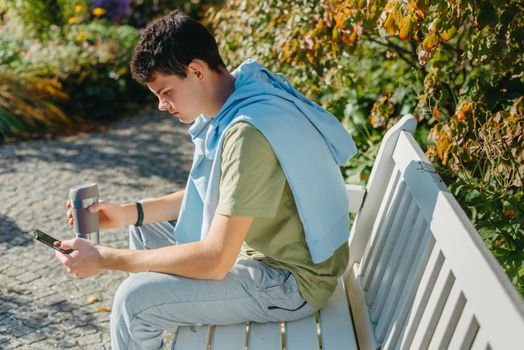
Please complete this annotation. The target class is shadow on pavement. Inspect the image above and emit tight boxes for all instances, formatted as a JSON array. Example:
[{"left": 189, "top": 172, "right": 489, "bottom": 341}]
[
  {"left": 0, "top": 288, "right": 104, "bottom": 348},
  {"left": 0, "top": 110, "right": 193, "bottom": 183},
  {"left": 0, "top": 214, "right": 33, "bottom": 249}
]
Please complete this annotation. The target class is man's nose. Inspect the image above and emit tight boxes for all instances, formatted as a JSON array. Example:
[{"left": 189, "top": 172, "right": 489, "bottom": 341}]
[{"left": 158, "top": 99, "right": 170, "bottom": 111}]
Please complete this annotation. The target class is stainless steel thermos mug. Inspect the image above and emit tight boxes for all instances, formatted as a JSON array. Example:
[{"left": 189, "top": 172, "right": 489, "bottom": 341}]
[{"left": 69, "top": 183, "right": 100, "bottom": 244}]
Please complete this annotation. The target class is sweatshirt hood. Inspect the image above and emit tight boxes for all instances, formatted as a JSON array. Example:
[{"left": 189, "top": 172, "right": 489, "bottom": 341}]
[{"left": 199, "top": 59, "right": 357, "bottom": 165}]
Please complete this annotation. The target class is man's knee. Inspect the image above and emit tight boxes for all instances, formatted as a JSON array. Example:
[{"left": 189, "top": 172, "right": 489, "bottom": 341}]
[{"left": 113, "top": 273, "right": 151, "bottom": 317}]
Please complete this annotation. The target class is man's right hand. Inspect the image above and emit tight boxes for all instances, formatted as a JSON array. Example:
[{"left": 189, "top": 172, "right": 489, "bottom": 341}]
[{"left": 66, "top": 200, "right": 132, "bottom": 230}]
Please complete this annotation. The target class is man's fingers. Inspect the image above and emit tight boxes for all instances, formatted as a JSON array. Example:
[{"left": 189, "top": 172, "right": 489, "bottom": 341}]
[
  {"left": 59, "top": 238, "right": 79, "bottom": 250},
  {"left": 66, "top": 200, "right": 71, "bottom": 209},
  {"left": 88, "top": 200, "right": 107, "bottom": 213},
  {"left": 88, "top": 203, "right": 99, "bottom": 213},
  {"left": 55, "top": 250, "right": 72, "bottom": 264}
]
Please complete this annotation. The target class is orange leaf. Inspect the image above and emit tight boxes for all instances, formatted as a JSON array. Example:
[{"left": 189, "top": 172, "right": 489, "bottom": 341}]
[
  {"left": 503, "top": 210, "right": 517, "bottom": 218},
  {"left": 433, "top": 102, "right": 441, "bottom": 122},
  {"left": 96, "top": 306, "right": 111, "bottom": 313}
]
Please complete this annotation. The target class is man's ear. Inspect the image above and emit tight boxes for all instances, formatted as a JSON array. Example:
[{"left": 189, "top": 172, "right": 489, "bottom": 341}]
[{"left": 187, "top": 59, "right": 206, "bottom": 80}]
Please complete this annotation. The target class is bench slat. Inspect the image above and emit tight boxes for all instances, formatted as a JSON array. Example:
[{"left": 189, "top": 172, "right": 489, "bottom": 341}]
[
  {"left": 397, "top": 245, "right": 444, "bottom": 350},
  {"left": 319, "top": 278, "right": 358, "bottom": 350},
  {"left": 248, "top": 322, "right": 282, "bottom": 350},
  {"left": 380, "top": 227, "right": 434, "bottom": 350},
  {"left": 446, "top": 304, "right": 479, "bottom": 350},
  {"left": 408, "top": 262, "right": 454, "bottom": 350},
  {"left": 428, "top": 280, "right": 466, "bottom": 349},
  {"left": 173, "top": 325, "right": 210, "bottom": 350},
  {"left": 285, "top": 314, "right": 320, "bottom": 350},
  {"left": 370, "top": 196, "right": 418, "bottom": 322},
  {"left": 210, "top": 323, "right": 246, "bottom": 350},
  {"left": 470, "top": 329, "right": 491, "bottom": 350},
  {"left": 374, "top": 213, "right": 426, "bottom": 341},
  {"left": 365, "top": 187, "right": 411, "bottom": 304},
  {"left": 359, "top": 169, "right": 402, "bottom": 287}
]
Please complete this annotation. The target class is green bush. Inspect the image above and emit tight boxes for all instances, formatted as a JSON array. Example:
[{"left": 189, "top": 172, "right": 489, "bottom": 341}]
[
  {"left": 0, "top": 5, "right": 152, "bottom": 139},
  {"left": 207, "top": 0, "right": 524, "bottom": 296}
]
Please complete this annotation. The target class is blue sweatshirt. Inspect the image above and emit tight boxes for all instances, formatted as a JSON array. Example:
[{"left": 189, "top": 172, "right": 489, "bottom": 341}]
[{"left": 173, "top": 59, "right": 357, "bottom": 263}]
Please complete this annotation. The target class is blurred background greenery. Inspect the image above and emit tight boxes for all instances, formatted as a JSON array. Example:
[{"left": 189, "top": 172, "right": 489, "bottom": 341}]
[{"left": 0, "top": 0, "right": 522, "bottom": 296}]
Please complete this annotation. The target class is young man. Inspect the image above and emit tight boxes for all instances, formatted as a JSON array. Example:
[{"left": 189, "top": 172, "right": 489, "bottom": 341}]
[{"left": 55, "top": 10, "right": 356, "bottom": 350}]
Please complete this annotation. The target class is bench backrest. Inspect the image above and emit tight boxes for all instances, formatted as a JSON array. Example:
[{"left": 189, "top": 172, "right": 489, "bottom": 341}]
[{"left": 345, "top": 115, "right": 524, "bottom": 350}]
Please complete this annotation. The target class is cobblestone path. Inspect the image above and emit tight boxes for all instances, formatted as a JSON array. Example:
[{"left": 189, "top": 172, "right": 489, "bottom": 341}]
[{"left": 0, "top": 109, "right": 193, "bottom": 349}]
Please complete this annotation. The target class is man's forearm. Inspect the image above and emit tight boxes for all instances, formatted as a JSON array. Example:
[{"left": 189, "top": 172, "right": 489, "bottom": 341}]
[
  {"left": 129, "top": 189, "right": 185, "bottom": 225},
  {"left": 99, "top": 240, "right": 224, "bottom": 280}
]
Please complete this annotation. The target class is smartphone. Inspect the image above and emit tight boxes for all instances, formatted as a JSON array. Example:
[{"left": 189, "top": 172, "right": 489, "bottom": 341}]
[{"left": 34, "top": 229, "right": 73, "bottom": 254}]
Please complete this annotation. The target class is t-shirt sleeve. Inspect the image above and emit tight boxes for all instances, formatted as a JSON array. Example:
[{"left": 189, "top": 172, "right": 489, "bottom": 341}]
[{"left": 216, "top": 122, "right": 286, "bottom": 217}]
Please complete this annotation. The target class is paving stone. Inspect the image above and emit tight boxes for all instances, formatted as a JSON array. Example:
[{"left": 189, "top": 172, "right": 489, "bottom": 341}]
[{"left": 0, "top": 109, "right": 192, "bottom": 349}]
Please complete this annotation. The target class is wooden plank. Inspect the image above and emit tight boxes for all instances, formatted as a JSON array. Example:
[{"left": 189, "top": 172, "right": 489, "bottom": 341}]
[
  {"left": 248, "top": 322, "right": 281, "bottom": 350},
  {"left": 346, "top": 263, "right": 380, "bottom": 350},
  {"left": 358, "top": 169, "right": 402, "bottom": 285},
  {"left": 365, "top": 187, "right": 411, "bottom": 304},
  {"left": 408, "top": 263, "right": 454, "bottom": 350},
  {"left": 285, "top": 315, "right": 320, "bottom": 350},
  {"left": 211, "top": 323, "right": 246, "bottom": 350},
  {"left": 380, "top": 227, "right": 434, "bottom": 350},
  {"left": 374, "top": 214, "right": 426, "bottom": 342},
  {"left": 446, "top": 305, "right": 479, "bottom": 350},
  {"left": 319, "top": 278, "right": 358, "bottom": 350},
  {"left": 428, "top": 281, "right": 466, "bottom": 350},
  {"left": 396, "top": 245, "right": 444, "bottom": 350},
  {"left": 173, "top": 325, "right": 210, "bottom": 350},
  {"left": 370, "top": 197, "right": 418, "bottom": 323}
]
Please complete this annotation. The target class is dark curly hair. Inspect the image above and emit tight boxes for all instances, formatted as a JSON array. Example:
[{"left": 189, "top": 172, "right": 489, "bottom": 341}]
[{"left": 130, "top": 10, "right": 226, "bottom": 84}]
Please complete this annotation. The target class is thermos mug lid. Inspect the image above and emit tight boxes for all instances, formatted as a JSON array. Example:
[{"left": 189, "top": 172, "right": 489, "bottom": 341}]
[{"left": 69, "top": 183, "right": 99, "bottom": 200}]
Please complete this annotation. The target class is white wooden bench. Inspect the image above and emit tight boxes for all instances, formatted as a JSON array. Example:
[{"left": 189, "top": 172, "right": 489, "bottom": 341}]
[{"left": 171, "top": 115, "right": 524, "bottom": 349}]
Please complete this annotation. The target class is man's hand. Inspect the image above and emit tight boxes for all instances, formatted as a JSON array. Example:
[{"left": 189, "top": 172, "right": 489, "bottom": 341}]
[
  {"left": 54, "top": 238, "right": 106, "bottom": 278},
  {"left": 66, "top": 200, "right": 133, "bottom": 230}
]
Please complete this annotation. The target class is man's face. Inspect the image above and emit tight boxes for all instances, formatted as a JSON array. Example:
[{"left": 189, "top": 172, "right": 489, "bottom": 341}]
[{"left": 147, "top": 70, "right": 205, "bottom": 124}]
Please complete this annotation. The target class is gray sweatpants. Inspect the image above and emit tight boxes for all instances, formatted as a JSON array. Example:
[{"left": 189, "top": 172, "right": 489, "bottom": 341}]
[{"left": 109, "top": 221, "right": 318, "bottom": 350}]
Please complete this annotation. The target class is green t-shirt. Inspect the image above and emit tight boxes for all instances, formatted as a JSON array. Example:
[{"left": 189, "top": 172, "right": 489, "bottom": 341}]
[{"left": 216, "top": 122, "right": 349, "bottom": 309}]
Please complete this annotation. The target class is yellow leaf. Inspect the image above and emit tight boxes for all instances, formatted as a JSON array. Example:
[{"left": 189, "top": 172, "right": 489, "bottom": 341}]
[
  {"left": 76, "top": 31, "right": 87, "bottom": 42},
  {"left": 75, "top": 5, "right": 83, "bottom": 13},
  {"left": 440, "top": 26, "right": 456, "bottom": 41},
  {"left": 423, "top": 31, "right": 439, "bottom": 50},
  {"left": 68, "top": 17, "right": 78, "bottom": 24},
  {"left": 384, "top": 13, "right": 398, "bottom": 36},
  {"left": 399, "top": 16, "right": 412, "bottom": 40},
  {"left": 86, "top": 295, "right": 98, "bottom": 304}
]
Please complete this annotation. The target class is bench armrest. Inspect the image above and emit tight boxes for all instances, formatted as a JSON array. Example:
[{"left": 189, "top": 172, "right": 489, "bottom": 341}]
[{"left": 346, "top": 184, "right": 366, "bottom": 213}]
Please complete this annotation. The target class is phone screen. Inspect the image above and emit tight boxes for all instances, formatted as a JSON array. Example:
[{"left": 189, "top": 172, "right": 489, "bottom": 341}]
[{"left": 34, "top": 229, "right": 73, "bottom": 254}]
